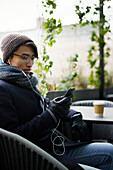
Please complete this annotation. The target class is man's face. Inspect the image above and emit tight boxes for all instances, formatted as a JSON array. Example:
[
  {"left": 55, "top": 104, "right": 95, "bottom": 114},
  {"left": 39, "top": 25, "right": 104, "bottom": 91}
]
[{"left": 8, "top": 45, "right": 36, "bottom": 75}]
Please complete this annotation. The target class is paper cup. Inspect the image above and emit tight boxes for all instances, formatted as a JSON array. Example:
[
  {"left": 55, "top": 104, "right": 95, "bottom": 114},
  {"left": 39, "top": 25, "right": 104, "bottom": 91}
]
[{"left": 93, "top": 101, "right": 105, "bottom": 117}]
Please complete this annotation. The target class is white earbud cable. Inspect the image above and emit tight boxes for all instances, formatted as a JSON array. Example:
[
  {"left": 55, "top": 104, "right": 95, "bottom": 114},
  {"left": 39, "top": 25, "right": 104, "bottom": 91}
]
[{"left": 51, "top": 119, "right": 65, "bottom": 156}]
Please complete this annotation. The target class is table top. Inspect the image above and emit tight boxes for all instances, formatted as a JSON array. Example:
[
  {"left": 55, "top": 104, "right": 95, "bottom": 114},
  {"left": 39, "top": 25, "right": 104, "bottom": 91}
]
[{"left": 71, "top": 106, "right": 113, "bottom": 123}]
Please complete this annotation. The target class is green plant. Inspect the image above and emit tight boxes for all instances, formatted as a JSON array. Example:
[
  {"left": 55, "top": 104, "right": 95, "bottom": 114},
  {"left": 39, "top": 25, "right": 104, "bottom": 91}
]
[
  {"left": 56, "top": 54, "right": 78, "bottom": 90},
  {"left": 75, "top": 0, "right": 111, "bottom": 98},
  {"left": 34, "top": 0, "right": 62, "bottom": 97},
  {"left": 34, "top": 46, "right": 53, "bottom": 96}
]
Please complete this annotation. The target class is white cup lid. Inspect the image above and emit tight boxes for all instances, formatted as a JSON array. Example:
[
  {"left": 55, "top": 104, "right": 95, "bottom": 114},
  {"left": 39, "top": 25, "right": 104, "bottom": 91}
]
[{"left": 93, "top": 101, "right": 105, "bottom": 105}]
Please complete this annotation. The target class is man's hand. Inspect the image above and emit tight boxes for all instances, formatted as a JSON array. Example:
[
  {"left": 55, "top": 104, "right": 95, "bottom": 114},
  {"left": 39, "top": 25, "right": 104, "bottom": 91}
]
[{"left": 47, "top": 87, "right": 75, "bottom": 120}]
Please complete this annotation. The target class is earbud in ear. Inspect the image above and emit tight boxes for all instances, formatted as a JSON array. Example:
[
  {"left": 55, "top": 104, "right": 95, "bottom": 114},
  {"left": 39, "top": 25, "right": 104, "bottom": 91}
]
[{"left": 8, "top": 59, "right": 11, "bottom": 65}]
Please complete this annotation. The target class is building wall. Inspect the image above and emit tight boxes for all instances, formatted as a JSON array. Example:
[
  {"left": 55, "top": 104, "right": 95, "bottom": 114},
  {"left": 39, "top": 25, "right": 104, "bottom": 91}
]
[{"left": 46, "top": 24, "right": 113, "bottom": 84}]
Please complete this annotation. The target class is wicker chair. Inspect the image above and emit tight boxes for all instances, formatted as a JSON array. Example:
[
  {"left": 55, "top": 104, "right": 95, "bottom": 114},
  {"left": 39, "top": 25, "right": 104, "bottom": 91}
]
[
  {"left": 0, "top": 128, "right": 101, "bottom": 170},
  {"left": 0, "top": 128, "right": 68, "bottom": 170}
]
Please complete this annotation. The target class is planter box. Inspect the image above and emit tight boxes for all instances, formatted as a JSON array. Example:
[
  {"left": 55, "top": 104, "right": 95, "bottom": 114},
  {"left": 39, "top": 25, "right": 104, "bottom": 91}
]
[{"left": 46, "top": 87, "right": 113, "bottom": 101}]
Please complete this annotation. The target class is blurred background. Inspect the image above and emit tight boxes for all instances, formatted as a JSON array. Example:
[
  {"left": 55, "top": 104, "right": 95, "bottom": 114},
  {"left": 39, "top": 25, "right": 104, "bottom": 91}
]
[{"left": 0, "top": 0, "right": 113, "bottom": 93}]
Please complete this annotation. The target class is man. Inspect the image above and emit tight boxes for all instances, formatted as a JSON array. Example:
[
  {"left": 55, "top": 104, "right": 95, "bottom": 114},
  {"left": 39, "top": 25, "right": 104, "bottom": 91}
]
[{"left": 0, "top": 33, "right": 113, "bottom": 170}]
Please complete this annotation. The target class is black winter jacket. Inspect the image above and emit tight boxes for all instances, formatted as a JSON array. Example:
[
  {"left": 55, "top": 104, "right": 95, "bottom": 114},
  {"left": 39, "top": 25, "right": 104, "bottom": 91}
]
[{"left": 0, "top": 72, "right": 83, "bottom": 170}]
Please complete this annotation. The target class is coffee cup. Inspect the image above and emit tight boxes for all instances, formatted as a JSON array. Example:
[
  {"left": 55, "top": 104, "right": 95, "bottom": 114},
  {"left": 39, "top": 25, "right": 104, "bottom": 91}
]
[{"left": 93, "top": 101, "right": 105, "bottom": 117}]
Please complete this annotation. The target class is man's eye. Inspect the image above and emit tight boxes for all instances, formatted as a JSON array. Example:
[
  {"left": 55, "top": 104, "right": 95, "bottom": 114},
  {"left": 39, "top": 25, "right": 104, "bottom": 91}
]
[
  {"left": 22, "top": 55, "right": 28, "bottom": 60},
  {"left": 31, "top": 56, "right": 35, "bottom": 60},
  {"left": 24, "top": 57, "right": 28, "bottom": 60}
]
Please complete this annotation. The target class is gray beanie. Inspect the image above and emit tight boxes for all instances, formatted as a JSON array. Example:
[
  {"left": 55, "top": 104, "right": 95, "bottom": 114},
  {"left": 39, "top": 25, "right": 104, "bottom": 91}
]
[{"left": 0, "top": 33, "right": 38, "bottom": 62}]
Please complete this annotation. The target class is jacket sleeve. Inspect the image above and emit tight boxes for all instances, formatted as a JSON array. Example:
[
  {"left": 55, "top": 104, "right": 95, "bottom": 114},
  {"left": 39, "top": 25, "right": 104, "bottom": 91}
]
[{"left": 0, "top": 84, "right": 57, "bottom": 141}]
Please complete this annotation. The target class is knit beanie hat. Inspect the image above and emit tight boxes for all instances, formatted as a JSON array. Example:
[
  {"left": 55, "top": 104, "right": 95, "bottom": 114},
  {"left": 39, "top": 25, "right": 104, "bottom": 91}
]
[{"left": 0, "top": 33, "right": 38, "bottom": 62}]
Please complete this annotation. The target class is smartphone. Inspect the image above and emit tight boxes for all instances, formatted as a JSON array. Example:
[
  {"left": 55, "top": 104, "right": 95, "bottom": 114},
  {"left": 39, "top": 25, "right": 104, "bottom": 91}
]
[{"left": 64, "top": 87, "right": 75, "bottom": 97}]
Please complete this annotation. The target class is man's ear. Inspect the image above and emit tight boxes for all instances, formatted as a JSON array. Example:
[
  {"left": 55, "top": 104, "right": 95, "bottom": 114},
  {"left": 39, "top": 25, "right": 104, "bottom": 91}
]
[
  {"left": 8, "top": 59, "right": 11, "bottom": 65},
  {"left": 6, "top": 59, "right": 11, "bottom": 65}
]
